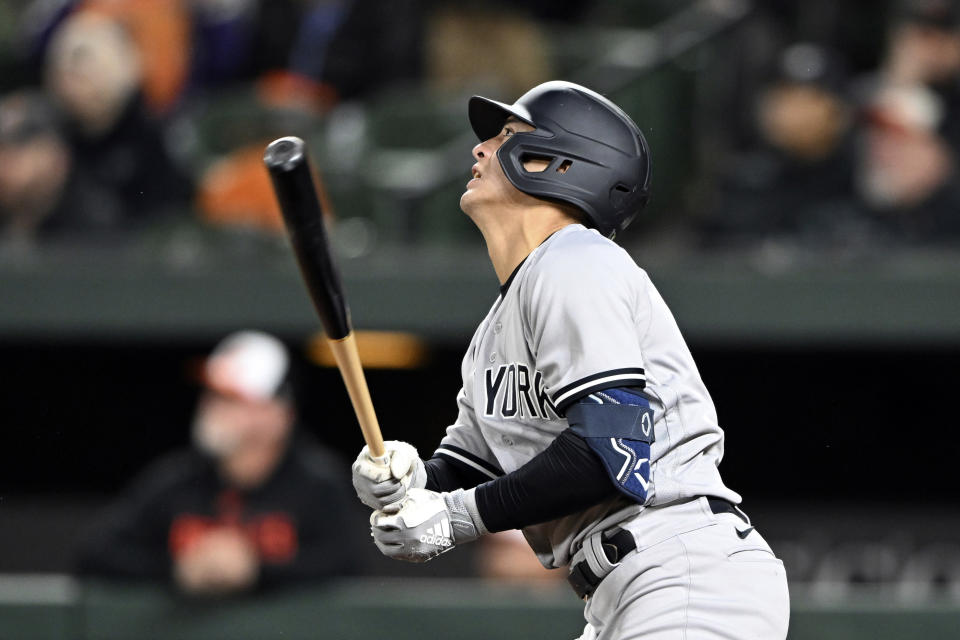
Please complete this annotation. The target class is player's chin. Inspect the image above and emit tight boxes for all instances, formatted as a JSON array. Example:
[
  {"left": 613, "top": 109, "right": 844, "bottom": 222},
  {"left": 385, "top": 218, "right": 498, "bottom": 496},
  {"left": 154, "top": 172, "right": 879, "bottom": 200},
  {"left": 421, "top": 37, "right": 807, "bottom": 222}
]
[{"left": 459, "top": 188, "right": 479, "bottom": 214}]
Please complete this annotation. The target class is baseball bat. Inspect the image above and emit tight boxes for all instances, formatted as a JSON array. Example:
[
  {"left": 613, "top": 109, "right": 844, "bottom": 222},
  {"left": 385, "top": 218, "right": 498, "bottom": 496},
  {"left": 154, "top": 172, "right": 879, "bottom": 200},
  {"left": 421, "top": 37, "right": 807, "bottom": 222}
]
[{"left": 263, "top": 136, "right": 385, "bottom": 458}]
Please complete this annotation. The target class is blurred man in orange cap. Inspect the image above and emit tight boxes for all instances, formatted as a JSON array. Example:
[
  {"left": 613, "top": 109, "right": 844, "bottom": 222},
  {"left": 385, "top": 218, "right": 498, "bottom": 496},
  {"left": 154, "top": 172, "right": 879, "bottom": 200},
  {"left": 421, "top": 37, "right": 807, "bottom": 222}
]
[{"left": 77, "top": 331, "right": 364, "bottom": 596}]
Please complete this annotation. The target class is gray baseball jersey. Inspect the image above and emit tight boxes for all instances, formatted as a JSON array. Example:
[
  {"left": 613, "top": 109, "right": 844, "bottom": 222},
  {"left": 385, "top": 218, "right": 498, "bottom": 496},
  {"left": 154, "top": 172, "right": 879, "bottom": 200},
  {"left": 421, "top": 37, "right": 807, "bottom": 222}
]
[{"left": 435, "top": 224, "right": 741, "bottom": 569}]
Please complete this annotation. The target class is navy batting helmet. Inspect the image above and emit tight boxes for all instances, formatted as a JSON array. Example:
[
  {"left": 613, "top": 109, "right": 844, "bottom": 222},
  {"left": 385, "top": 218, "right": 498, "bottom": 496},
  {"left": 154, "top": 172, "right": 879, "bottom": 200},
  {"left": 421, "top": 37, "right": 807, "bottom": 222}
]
[{"left": 468, "top": 81, "right": 651, "bottom": 239}]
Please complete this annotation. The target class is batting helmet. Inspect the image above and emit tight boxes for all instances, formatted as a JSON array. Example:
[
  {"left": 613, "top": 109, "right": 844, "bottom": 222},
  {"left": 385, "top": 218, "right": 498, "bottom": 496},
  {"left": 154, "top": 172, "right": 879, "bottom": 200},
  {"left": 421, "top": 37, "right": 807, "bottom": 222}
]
[{"left": 468, "top": 81, "right": 651, "bottom": 238}]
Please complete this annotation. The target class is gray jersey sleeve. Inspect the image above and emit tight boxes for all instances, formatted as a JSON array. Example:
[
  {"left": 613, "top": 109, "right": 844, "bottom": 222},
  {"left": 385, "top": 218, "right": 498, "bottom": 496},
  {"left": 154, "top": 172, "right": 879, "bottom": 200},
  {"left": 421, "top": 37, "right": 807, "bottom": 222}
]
[
  {"left": 435, "top": 387, "right": 505, "bottom": 481},
  {"left": 523, "top": 234, "right": 650, "bottom": 415}
]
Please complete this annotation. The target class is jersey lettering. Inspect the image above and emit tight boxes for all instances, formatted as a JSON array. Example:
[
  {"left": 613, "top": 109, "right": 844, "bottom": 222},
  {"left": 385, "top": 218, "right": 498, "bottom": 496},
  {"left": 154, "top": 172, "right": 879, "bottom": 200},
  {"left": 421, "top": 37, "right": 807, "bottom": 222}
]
[
  {"left": 517, "top": 365, "right": 537, "bottom": 417},
  {"left": 534, "top": 371, "right": 557, "bottom": 418},
  {"left": 501, "top": 364, "right": 518, "bottom": 417},
  {"left": 484, "top": 364, "right": 557, "bottom": 420},
  {"left": 485, "top": 366, "right": 507, "bottom": 416}
]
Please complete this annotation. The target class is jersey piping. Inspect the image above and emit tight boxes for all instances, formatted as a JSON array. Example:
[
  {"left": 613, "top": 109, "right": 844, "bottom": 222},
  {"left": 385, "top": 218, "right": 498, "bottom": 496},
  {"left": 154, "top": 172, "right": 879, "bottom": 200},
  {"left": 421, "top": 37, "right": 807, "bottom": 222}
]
[
  {"left": 552, "top": 367, "right": 647, "bottom": 414},
  {"left": 435, "top": 444, "right": 504, "bottom": 480}
]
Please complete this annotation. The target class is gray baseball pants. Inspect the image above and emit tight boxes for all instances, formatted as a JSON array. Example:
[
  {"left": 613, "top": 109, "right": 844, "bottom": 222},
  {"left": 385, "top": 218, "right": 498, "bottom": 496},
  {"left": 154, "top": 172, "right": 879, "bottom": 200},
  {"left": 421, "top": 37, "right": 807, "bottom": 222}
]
[{"left": 575, "top": 497, "right": 790, "bottom": 639}]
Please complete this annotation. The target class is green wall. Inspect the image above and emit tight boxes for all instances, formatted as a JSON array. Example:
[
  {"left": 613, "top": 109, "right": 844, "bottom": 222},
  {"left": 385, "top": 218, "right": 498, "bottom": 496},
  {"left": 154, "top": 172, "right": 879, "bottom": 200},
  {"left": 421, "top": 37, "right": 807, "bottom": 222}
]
[{"left": 1, "top": 578, "right": 957, "bottom": 640}]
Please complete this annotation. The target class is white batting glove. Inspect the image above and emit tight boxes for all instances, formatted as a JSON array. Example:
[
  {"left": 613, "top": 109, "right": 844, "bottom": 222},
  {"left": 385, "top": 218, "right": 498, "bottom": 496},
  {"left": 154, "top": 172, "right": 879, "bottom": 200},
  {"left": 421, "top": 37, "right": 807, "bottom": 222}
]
[
  {"left": 351, "top": 441, "right": 426, "bottom": 513},
  {"left": 370, "top": 487, "right": 487, "bottom": 563}
]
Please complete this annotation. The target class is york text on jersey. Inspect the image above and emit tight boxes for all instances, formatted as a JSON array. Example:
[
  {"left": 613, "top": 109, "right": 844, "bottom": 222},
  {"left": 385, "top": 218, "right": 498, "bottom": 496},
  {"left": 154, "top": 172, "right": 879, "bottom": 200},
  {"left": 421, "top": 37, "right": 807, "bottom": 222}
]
[{"left": 484, "top": 364, "right": 558, "bottom": 419}]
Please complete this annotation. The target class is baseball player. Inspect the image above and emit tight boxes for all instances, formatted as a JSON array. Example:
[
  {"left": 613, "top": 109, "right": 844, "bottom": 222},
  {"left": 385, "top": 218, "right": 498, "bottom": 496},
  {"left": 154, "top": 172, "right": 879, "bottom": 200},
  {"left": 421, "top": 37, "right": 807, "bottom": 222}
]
[{"left": 352, "top": 81, "right": 789, "bottom": 639}]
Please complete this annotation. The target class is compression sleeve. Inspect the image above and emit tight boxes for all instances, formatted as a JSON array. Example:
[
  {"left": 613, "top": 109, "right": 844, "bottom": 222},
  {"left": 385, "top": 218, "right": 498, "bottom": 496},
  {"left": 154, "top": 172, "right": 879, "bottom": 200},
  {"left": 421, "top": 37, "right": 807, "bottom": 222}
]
[
  {"left": 424, "top": 454, "right": 493, "bottom": 492},
  {"left": 473, "top": 428, "right": 615, "bottom": 533},
  {"left": 425, "top": 441, "right": 504, "bottom": 492}
]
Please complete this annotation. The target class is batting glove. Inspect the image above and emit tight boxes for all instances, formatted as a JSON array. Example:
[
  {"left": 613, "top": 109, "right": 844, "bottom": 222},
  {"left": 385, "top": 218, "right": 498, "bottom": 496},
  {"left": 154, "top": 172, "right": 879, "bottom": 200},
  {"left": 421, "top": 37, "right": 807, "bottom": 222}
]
[
  {"left": 352, "top": 441, "right": 426, "bottom": 513},
  {"left": 371, "top": 488, "right": 487, "bottom": 563}
]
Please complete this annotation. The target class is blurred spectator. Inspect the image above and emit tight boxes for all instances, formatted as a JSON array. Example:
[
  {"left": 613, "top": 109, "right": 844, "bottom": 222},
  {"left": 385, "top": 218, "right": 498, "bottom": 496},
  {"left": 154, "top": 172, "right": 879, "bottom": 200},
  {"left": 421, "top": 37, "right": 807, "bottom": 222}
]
[
  {"left": 307, "top": 0, "right": 424, "bottom": 101},
  {"left": 424, "top": 4, "right": 551, "bottom": 97},
  {"left": 847, "top": 0, "right": 960, "bottom": 243},
  {"left": 11, "top": 0, "right": 311, "bottom": 112},
  {"left": 856, "top": 83, "right": 960, "bottom": 241},
  {"left": 882, "top": 0, "right": 960, "bottom": 92},
  {"left": 702, "top": 43, "right": 864, "bottom": 248},
  {"left": 76, "top": 331, "right": 364, "bottom": 596},
  {"left": 0, "top": 88, "right": 127, "bottom": 247},
  {"left": 179, "top": 0, "right": 425, "bottom": 104},
  {"left": 188, "top": 0, "right": 342, "bottom": 102},
  {"left": 45, "top": 10, "right": 193, "bottom": 231},
  {"left": 82, "top": 0, "right": 193, "bottom": 116},
  {"left": 0, "top": 90, "right": 72, "bottom": 243}
]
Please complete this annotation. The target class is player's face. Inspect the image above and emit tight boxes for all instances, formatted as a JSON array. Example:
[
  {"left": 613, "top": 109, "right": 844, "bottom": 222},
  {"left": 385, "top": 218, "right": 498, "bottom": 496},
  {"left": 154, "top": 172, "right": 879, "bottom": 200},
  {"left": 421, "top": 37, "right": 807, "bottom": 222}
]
[{"left": 460, "top": 118, "right": 540, "bottom": 216}]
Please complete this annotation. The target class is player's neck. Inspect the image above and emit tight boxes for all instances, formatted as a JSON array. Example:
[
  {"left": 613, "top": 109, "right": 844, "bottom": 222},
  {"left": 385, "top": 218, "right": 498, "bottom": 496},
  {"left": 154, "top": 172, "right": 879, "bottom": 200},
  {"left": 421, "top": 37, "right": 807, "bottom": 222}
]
[{"left": 478, "top": 206, "right": 578, "bottom": 285}]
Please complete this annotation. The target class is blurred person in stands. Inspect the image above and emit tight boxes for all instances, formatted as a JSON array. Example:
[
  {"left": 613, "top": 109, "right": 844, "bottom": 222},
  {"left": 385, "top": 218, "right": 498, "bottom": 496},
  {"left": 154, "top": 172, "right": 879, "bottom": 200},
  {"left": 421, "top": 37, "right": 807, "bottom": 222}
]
[
  {"left": 0, "top": 90, "right": 73, "bottom": 246},
  {"left": 881, "top": 0, "right": 960, "bottom": 148},
  {"left": 76, "top": 331, "right": 363, "bottom": 596},
  {"left": 45, "top": 10, "right": 192, "bottom": 231},
  {"left": 0, "top": 89, "right": 135, "bottom": 250},
  {"left": 856, "top": 83, "right": 960, "bottom": 242},
  {"left": 702, "top": 42, "right": 864, "bottom": 249},
  {"left": 295, "top": 0, "right": 424, "bottom": 101},
  {"left": 421, "top": 3, "right": 550, "bottom": 97},
  {"left": 852, "top": 0, "right": 960, "bottom": 243}
]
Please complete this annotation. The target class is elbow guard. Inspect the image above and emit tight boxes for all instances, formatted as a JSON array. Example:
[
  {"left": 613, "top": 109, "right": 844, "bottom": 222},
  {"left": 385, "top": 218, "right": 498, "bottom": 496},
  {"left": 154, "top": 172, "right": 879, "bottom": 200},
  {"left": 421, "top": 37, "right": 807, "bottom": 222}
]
[{"left": 565, "top": 387, "right": 655, "bottom": 504}]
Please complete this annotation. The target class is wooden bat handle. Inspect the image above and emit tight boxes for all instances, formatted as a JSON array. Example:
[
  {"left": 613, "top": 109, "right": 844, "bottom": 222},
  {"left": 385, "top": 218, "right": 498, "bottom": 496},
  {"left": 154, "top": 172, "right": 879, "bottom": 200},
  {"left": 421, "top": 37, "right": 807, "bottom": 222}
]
[{"left": 328, "top": 332, "right": 385, "bottom": 458}]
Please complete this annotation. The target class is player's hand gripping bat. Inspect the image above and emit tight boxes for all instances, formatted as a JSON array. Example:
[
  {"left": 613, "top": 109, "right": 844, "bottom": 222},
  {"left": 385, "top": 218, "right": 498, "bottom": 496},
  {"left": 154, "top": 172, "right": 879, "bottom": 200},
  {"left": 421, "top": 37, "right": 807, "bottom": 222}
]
[{"left": 264, "top": 136, "right": 386, "bottom": 458}]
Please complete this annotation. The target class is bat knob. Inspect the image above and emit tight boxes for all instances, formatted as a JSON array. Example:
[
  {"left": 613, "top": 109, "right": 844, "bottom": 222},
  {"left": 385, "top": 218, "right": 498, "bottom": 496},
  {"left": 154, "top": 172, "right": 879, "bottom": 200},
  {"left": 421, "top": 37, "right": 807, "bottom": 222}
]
[{"left": 264, "top": 136, "right": 306, "bottom": 172}]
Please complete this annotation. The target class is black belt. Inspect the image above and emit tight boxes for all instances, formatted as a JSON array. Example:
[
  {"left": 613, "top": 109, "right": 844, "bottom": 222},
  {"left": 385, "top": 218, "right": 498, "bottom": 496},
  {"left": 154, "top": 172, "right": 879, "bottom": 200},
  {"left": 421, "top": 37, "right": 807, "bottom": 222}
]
[
  {"left": 567, "top": 498, "right": 748, "bottom": 600},
  {"left": 707, "top": 497, "right": 749, "bottom": 525}
]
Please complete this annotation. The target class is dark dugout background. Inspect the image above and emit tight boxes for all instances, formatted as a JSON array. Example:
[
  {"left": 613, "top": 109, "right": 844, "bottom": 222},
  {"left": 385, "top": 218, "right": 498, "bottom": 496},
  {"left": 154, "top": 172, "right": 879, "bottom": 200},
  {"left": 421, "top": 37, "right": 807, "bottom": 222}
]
[{"left": 3, "top": 339, "right": 952, "bottom": 499}]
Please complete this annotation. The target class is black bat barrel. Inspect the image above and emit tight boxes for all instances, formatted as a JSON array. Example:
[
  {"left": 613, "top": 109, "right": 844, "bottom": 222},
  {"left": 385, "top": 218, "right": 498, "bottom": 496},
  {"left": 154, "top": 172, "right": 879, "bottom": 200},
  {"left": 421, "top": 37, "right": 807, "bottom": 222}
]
[{"left": 264, "top": 136, "right": 351, "bottom": 340}]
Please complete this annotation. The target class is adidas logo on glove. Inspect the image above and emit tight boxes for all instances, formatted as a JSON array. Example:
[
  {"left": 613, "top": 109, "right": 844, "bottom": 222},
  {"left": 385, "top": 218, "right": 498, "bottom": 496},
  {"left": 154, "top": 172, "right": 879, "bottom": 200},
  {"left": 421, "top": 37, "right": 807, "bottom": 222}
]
[{"left": 419, "top": 517, "right": 453, "bottom": 547}]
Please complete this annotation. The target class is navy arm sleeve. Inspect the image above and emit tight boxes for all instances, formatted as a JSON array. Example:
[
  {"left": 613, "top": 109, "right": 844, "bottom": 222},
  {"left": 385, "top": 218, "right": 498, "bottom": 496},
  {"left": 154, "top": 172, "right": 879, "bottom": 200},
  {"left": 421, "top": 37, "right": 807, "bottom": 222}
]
[
  {"left": 425, "top": 444, "right": 504, "bottom": 492},
  {"left": 424, "top": 453, "right": 495, "bottom": 492},
  {"left": 474, "top": 429, "right": 615, "bottom": 533},
  {"left": 425, "top": 456, "right": 481, "bottom": 492}
]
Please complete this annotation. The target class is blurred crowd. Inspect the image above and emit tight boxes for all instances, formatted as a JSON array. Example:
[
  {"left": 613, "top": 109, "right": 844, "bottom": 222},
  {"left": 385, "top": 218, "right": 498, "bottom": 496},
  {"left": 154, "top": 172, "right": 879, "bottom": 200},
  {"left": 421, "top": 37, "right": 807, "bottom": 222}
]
[
  {"left": 1, "top": 0, "right": 960, "bottom": 255},
  {"left": 704, "top": 0, "right": 960, "bottom": 252},
  {"left": 0, "top": 0, "right": 429, "bottom": 248}
]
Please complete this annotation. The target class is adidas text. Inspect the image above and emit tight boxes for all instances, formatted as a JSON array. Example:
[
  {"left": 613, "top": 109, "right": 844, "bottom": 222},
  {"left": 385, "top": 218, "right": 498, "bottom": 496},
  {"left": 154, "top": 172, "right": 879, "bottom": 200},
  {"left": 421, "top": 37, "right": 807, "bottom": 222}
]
[
  {"left": 419, "top": 534, "right": 453, "bottom": 547},
  {"left": 420, "top": 519, "right": 453, "bottom": 548}
]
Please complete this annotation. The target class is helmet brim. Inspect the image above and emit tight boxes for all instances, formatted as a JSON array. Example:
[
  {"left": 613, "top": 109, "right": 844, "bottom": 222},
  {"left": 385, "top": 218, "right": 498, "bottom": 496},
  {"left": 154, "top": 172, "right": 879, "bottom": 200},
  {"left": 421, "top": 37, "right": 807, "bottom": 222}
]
[{"left": 468, "top": 95, "right": 535, "bottom": 141}]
